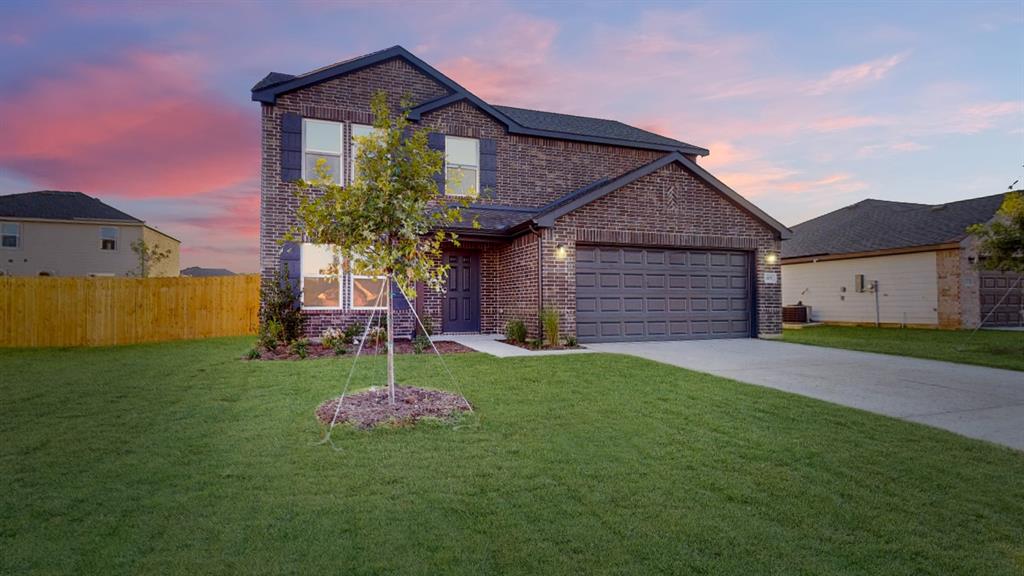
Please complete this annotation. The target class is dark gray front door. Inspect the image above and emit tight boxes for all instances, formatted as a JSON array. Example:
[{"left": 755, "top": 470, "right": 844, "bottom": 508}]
[
  {"left": 443, "top": 250, "right": 480, "bottom": 333},
  {"left": 980, "top": 271, "right": 1023, "bottom": 327},
  {"left": 575, "top": 245, "right": 752, "bottom": 343}
]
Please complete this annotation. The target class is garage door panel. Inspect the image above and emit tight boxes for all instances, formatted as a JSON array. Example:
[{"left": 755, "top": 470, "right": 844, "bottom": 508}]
[
  {"left": 576, "top": 245, "right": 751, "bottom": 342},
  {"left": 980, "top": 270, "right": 1023, "bottom": 327}
]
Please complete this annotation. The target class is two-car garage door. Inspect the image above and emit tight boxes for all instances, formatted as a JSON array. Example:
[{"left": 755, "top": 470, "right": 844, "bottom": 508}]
[{"left": 575, "top": 245, "right": 752, "bottom": 343}]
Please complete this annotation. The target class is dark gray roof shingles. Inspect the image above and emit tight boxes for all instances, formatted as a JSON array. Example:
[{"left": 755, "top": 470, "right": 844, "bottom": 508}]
[
  {"left": 782, "top": 193, "right": 1010, "bottom": 259},
  {"left": 0, "top": 191, "right": 142, "bottom": 223},
  {"left": 494, "top": 105, "right": 699, "bottom": 150}
]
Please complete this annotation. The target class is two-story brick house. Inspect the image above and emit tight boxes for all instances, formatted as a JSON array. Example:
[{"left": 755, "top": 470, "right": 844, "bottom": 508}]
[{"left": 253, "top": 46, "right": 790, "bottom": 343}]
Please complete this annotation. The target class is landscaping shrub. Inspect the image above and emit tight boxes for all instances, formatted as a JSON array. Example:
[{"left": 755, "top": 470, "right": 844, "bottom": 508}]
[
  {"left": 564, "top": 335, "right": 578, "bottom": 348},
  {"left": 258, "top": 319, "right": 284, "bottom": 350},
  {"left": 321, "top": 327, "right": 344, "bottom": 349},
  {"left": 332, "top": 342, "right": 348, "bottom": 356},
  {"left": 246, "top": 346, "right": 262, "bottom": 360},
  {"left": 541, "top": 308, "right": 560, "bottom": 348},
  {"left": 290, "top": 338, "right": 310, "bottom": 359},
  {"left": 343, "top": 323, "right": 363, "bottom": 345},
  {"left": 505, "top": 318, "right": 527, "bottom": 343},
  {"left": 527, "top": 338, "right": 543, "bottom": 350},
  {"left": 413, "top": 333, "right": 431, "bottom": 354},
  {"left": 259, "top": 264, "right": 305, "bottom": 343}
]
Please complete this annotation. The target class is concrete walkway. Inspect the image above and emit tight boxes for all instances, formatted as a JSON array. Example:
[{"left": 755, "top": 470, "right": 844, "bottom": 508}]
[
  {"left": 445, "top": 334, "right": 594, "bottom": 358},
  {"left": 588, "top": 339, "right": 1024, "bottom": 451}
]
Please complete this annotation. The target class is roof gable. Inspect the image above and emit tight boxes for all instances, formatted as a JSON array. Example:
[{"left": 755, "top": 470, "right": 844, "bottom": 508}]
[
  {"left": 782, "top": 192, "right": 1011, "bottom": 259},
  {"left": 0, "top": 191, "right": 142, "bottom": 223},
  {"left": 252, "top": 45, "right": 708, "bottom": 155},
  {"left": 532, "top": 152, "right": 790, "bottom": 238}
]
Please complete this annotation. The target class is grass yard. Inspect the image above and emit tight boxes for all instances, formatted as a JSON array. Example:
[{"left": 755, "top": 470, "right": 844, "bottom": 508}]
[
  {"left": 2, "top": 338, "right": 1023, "bottom": 575},
  {"left": 783, "top": 325, "right": 1024, "bottom": 371}
]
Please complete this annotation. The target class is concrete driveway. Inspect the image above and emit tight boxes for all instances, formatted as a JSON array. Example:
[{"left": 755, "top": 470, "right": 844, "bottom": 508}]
[{"left": 587, "top": 339, "right": 1024, "bottom": 451}]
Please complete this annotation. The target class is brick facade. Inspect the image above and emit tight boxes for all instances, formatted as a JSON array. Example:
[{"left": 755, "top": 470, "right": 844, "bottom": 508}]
[{"left": 258, "top": 56, "right": 784, "bottom": 340}]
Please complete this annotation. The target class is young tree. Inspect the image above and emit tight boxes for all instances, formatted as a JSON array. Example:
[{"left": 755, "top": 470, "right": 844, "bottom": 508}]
[
  {"left": 288, "top": 91, "right": 477, "bottom": 404},
  {"left": 129, "top": 239, "right": 173, "bottom": 277},
  {"left": 968, "top": 191, "right": 1024, "bottom": 273}
]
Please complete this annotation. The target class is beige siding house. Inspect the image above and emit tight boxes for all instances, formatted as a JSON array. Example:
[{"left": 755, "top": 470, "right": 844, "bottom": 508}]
[
  {"left": 0, "top": 191, "right": 180, "bottom": 278},
  {"left": 782, "top": 193, "right": 1022, "bottom": 329}
]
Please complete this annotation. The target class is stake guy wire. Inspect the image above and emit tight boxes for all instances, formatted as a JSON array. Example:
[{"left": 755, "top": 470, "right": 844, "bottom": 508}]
[{"left": 316, "top": 274, "right": 473, "bottom": 450}]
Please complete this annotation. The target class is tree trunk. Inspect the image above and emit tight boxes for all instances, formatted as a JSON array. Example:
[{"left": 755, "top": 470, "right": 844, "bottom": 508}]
[{"left": 387, "top": 274, "right": 396, "bottom": 405}]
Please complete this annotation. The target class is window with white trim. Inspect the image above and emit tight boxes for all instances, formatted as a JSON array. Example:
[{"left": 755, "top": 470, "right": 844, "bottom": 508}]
[
  {"left": 303, "top": 119, "right": 343, "bottom": 184},
  {"left": 350, "top": 123, "right": 375, "bottom": 184},
  {"left": 2, "top": 222, "right": 20, "bottom": 248},
  {"left": 351, "top": 273, "right": 388, "bottom": 310},
  {"left": 100, "top": 227, "right": 118, "bottom": 251},
  {"left": 300, "top": 243, "right": 341, "bottom": 309},
  {"left": 445, "top": 136, "right": 479, "bottom": 197}
]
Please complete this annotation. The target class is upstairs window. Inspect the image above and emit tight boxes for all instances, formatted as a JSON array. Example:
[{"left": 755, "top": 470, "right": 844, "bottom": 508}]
[
  {"left": 350, "top": 123, "right": 375, "bottom": 184},
  {"left": 445, "top": 136, "right": 479, "bottom": 197},
  {"left": 1, "top": 223, "right": 19, "bottom": 248},
  {"left": 300, "top": 243, "right": 341, "bottom": 309},
  {"left": 100, "top": 227, "right": 118, "bottom": 251},
  {"left": 303, "top": 119, "right": 343, "bottom": 184}
]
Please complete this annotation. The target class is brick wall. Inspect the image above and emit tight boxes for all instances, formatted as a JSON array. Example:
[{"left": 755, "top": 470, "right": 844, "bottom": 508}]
[{"left": 936, "top": 248, "right": 962, "bottom": 329}]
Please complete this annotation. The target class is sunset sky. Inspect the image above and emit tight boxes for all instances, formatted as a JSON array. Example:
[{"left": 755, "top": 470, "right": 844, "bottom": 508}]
[{"left": 1, "top": 1, "right": 1021, "bottom": 272}]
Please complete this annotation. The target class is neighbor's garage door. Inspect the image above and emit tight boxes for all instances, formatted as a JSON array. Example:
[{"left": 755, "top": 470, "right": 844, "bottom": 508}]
[
  {"left": 980, "top": 270, "right": 1023, "bottom": 327},
  {"left": 575, "top": 245, "right": 752, "bottom": 343}
]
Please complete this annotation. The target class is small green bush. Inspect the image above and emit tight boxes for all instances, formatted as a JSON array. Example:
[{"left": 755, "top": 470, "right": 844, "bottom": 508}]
[
  {"left": 527, "top": 338, "right": 543, "bottom": 350},
  {"left": 332, "top": 341, "right": 347, "bottom": 356},
  {"left": 343, "top": 324, "right": 362, "bottom": 345},
  {"left": 541, "top": 308, "right": 560, "bottom": 348},
  {"left": 413, "top": 333, "right": 431, "bottom": 354},
  {"left": 321, "top": 327, "right": 344, "bottom": 349},
  {"left": 505, "top": 319, "right": 527, "bottom": 343},
  {"left": 259, "top": 264, "right": 305, "bottom": 343},
  {"left": 290, "top": 338, "right": 310, "bottom": 359},
  {"left": 258, "top": 319, "right": 283, "bottom": 350},
  {"left": 564, "top": 335, "right": 578, "bottom": 348},
  {"left": 245, "top": 346, "right": 261, "bottom": 360}
]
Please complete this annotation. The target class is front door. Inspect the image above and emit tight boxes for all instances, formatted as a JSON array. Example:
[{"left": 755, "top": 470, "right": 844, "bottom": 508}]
[{"left": 442, "top": 250, "right": 481, "bottom": 333}]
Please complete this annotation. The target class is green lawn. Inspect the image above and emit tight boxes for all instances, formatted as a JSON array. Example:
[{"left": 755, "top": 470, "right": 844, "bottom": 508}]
[
  {"left": 2, "top": 338, "right": 1023, "bottom": 575},
  {"left": 783, "top": 325, "right": 1024, "bottom": 371}
]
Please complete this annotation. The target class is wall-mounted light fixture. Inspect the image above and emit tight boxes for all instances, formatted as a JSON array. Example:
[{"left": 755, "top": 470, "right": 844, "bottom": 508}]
[
  {"left": 765, "top": 252, "right": 779, "bottom": 265},
  {"left": 556, "top": 243, "right": 568, "bottom": 260}
]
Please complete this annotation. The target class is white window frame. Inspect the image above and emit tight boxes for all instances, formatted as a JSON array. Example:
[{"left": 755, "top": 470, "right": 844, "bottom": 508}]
[
  {"left": 444, "top": 135, "right": 480, "bottom": 197},
  {"left": 100, "top": 227, "right": 119, "bottom": 251},
  {"left": 1, "top": 222, "right": 20, "bottom": 249},
  {"left": 349, "top": 123, "right": 375, "bottom": 185},
  {"left": 300, "top": 243, "right": 343, "bottom": 310},
  {"left": 350, "top": 273, "right": 388, "bottom": 311},
  {"left": 302, "top": 119, "right": 344, "bottom": 184}
]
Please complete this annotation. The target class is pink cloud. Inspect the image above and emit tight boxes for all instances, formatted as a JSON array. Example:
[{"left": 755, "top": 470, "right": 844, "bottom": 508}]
[
  {"left": 0, "top": 51, "right": 257, "bottom": 198},
  {"left": 810, "top": 115, "right": 892, "bottom": 132},
  {"left": 804, "top": 52, "right": 909, "bottom": 96}
]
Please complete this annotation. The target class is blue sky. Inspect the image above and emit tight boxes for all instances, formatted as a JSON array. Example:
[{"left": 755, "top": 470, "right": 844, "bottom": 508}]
[{"left": 0, "top": 1, "right": 1021, "bottom": 270}]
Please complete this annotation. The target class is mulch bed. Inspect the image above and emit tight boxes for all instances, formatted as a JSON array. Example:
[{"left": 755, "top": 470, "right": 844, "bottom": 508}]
[
  {"left": 316, "top": 385, "right": 472, "bottom": 429},
  {"left": 252, "top": 339, "right": 473, "bottom": 361},
  {"left": 498, "top": 339, "right": 582, "bottom": 351}
]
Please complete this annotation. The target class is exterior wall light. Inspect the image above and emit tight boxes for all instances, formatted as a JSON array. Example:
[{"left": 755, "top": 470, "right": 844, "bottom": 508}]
[
  {"left": 556, "top": 243, "right": 568, "bottom": 260},
  {"left": 765, "top": 252, "right": 779, "bottom": 265}
]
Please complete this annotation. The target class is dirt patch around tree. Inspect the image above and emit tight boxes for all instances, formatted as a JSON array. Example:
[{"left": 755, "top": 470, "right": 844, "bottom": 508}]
[
  {"left": 316, "top": 385, "right": 472, "bottom": 429},
  {"left": 252, "top": 339, "right": 473, "bottom": 361}
]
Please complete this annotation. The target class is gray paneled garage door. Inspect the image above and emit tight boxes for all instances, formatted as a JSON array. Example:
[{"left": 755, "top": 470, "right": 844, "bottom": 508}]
[
  {"left": 980, "top": 270, "right": 1023, "bottom": 327},
  {"left": 575, "top": 245, "right": 752, "bottom": 343}
]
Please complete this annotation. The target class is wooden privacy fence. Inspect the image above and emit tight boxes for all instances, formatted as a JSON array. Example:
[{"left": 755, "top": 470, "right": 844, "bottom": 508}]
[{"left": 0, "top": 275, "right": 260, "bottom": 347}]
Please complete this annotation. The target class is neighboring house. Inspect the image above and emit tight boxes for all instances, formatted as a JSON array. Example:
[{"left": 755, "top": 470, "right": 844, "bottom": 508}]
[
  {"left": 182, "top": 267, "right": 236, "bottom": 277},
  {"left": 253, "top": 46, "right": 789, "bottom": 343},
  {"left": 782, "top": 192, "right": 1023, "bottom": 328},
  {"left": 0, "top": 191, "right": 180, "bottom": 278}
]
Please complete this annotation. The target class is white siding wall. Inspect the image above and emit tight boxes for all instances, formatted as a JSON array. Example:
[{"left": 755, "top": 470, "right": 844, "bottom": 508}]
[
  {"left": 782, "top": 251, "right": 939, "bottom": 326},
  {"left": 0, "top": 220, "right": 143, "bottom": 277}
]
